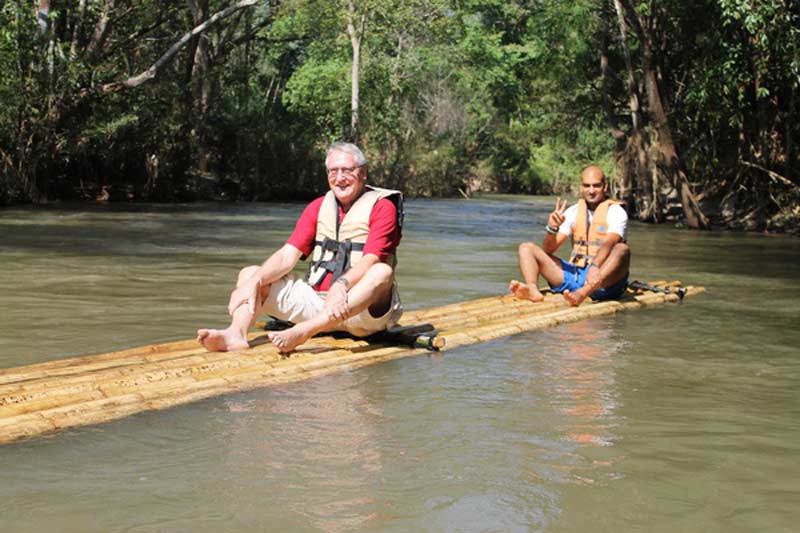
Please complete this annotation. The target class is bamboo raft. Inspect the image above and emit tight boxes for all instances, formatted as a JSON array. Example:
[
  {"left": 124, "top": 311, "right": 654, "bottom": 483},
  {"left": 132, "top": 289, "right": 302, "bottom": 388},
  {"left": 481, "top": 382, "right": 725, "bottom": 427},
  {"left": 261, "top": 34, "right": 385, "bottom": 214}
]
[{"left": 0, "top": 281, "right": 703, "bottom": 445}]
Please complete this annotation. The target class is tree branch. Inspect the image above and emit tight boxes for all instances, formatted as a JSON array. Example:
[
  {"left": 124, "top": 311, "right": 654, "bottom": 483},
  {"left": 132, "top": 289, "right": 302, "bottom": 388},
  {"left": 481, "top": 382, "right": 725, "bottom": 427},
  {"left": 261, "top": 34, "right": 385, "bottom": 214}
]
[
  {"left": 102, "top": 13, "right": 174, "bottom": 61},
  {"left": 228, "top": 17, "right": 276, "bottom": 48},
  {"left": 214, "top": 10, "right": 245, "bottom": 58},
  {"left": 740, "top": 160, "right": 798, "bottom": 188},
  {"left": 86, "top": 0, "right": 116, "bottom": 59},
  {"left": 91, "top": 0, "right": 261, "bottom": 94}
]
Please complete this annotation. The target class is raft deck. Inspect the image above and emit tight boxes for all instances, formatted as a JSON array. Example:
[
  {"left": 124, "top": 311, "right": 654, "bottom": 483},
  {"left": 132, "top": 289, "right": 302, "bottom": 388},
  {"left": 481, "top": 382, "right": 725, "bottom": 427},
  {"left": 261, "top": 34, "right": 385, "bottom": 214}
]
[{"left": 0, "top": 282, "right": 703, "bottom": 445}]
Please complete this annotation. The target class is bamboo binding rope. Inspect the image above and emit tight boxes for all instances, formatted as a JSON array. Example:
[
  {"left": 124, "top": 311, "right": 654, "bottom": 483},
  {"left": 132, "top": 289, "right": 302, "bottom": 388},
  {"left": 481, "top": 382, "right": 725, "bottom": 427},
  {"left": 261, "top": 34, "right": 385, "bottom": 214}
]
[{"left": 0, "top": 282, "right": 704, "bottom": 444}]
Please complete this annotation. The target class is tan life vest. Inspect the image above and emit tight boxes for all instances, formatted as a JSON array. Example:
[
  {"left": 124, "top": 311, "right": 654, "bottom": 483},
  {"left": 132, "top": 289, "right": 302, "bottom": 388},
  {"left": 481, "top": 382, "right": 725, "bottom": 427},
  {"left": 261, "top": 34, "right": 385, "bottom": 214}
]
[
  {"left": 570, "top": 198, "right": 624, "bottom": 268},
  {"left": 306, "top": 185, "right": 403, "bottom": 289}
]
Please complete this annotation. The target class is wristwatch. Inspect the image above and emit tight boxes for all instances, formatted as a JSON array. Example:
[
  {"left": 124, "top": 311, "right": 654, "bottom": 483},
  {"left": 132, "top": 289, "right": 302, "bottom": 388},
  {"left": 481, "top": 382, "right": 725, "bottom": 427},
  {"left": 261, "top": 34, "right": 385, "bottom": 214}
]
[{"left": 545, "top": 225, "right": 559, "bottom": 235}]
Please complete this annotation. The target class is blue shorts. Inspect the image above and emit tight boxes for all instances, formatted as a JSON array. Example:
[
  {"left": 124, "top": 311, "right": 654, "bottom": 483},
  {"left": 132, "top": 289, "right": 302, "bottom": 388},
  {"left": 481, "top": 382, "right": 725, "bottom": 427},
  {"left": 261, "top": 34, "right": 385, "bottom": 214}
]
[{"left": 549, "top": 258, "right": 628, "bottom": 301}]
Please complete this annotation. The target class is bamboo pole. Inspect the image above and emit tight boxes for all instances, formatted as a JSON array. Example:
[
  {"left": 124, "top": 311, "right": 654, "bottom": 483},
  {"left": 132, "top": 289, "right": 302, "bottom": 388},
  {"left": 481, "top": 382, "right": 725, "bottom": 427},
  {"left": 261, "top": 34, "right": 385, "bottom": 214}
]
[
  {"left": 441, "top": 287, "right": 704, "bottom": 348},
  {"left": 1, "top": 297, "right": 545, "bottom": 387},
  {"left": 0, "top": 289, "right": 700, "bottom": 411},
  {"left": 2, "top": 294, "right": 553, "bottom": 387},
  {"left": 0, "top": 284, "right": 704, "bottom": 444}
]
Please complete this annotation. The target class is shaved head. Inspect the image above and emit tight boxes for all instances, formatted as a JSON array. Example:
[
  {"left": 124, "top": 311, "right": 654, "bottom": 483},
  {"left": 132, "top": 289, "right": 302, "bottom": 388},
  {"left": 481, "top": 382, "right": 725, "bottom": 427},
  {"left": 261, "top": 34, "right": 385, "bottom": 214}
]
[
  {"left": 581, "top": 165, "right": 606, "bottom": 183},
  {"left": 579, "top": 165, "right": 608, "bottom": 207}
]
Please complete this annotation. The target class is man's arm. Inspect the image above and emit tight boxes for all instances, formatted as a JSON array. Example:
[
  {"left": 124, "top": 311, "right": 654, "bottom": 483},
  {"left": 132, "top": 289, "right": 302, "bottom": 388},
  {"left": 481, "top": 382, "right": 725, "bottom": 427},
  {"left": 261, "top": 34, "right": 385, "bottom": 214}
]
[
  {"left": 590, "top": 233, "right": 622, "bottom": 268},
  {"left": 542, "top": 232, "right": 569, "bottom": 254},
  {"left": 254, "top": 243, "right": 304, "bottom": 285},
  {"left": 338, "top": 252, "right": 380, "bottom": 287},
  {"left": 542, "top": 198, "right": 570, "bottom": 254},
  {"left": 325, "top": 198, "right": 399, "bottom": 320},
  {"left": 324, "top": 252, "right": 386, "bottom": 320},
  {"left": 228, "top": 244, "right": 303, "bottom": 315},
  {"left": 583, "top": 232, "right": 622, "bottom": 289}
]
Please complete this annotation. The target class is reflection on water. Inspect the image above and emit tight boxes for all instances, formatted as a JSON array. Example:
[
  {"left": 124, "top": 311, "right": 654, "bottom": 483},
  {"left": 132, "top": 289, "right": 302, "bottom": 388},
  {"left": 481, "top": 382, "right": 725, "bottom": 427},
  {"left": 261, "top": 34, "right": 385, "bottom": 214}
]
[
  {"left": 1, "top": 198, "right": 799, "bottom": 532},
  {"left": 221, "top": 373, "right": 384, "bottom": 532},
  {"left": 547, "top": 324, "right": 621, "bottom": 449}
]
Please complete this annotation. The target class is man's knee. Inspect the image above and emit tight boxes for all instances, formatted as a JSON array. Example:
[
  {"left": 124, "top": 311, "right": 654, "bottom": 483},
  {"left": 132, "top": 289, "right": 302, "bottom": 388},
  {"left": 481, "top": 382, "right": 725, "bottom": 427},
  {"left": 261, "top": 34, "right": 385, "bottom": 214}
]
[
  {"left": 607, "top": 243, "right": 631, "bottom": 276},
  {"left": 612, "top": 242, "right": 631, "bottom": 261},
  {"left": 364, "top": 263, "right": 394, "bottom": 291},
  {"left": 237, "top": 265, "right": 260, "bottom": 285},
  {"left": 363, "top": 264, "right": 395, "bottom": 318},
  {"left": 519, "top": 241, "right": 540, "bottom": 257}
]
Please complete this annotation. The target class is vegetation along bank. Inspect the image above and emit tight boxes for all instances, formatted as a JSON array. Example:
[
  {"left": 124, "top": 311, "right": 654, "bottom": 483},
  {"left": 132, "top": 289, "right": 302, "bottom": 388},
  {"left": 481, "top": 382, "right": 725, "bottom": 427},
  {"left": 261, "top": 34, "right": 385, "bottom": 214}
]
[{"left": 1, "top": 0, "right": 797, "bottom": 233}]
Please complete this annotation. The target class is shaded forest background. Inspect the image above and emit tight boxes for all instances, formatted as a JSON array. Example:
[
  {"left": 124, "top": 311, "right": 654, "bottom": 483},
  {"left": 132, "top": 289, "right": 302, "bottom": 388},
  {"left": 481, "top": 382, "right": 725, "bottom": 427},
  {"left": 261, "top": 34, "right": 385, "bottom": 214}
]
[{"left": 0, "top": 0, "right": 798, "bottom": 232}]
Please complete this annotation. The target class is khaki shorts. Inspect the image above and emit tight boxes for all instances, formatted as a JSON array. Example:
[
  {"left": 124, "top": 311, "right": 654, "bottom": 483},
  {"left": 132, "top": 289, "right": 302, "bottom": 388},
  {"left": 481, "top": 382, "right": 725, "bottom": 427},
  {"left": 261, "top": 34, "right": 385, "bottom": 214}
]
[{"left": 262, "top": 274, "right": 403, "bottom": 337}]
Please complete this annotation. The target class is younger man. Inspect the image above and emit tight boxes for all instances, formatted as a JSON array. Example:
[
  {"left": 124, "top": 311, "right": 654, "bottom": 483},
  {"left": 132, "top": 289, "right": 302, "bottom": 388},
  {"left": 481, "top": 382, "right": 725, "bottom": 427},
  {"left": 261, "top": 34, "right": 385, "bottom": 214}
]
[{"left": 509, "top": 166, "right": 630, "bottom": 306}]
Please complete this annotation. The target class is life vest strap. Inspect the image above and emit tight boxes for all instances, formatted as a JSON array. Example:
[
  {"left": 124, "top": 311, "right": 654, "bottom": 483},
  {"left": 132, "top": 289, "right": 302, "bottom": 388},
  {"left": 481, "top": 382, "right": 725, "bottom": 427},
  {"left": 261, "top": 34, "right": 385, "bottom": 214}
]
[
  {"left": 308, "top": 237, "right": 364, "bottom": 286},
  {"left": 313, "top": 239, "right": 365, "bottom": 253}
]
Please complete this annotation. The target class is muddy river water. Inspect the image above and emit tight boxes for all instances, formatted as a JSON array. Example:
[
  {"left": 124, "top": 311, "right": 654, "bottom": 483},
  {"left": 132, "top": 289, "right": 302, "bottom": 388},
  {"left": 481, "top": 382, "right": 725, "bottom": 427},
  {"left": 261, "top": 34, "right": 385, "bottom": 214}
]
[{"left": 1, "top": 196, "right": 798, "bottom": 532}]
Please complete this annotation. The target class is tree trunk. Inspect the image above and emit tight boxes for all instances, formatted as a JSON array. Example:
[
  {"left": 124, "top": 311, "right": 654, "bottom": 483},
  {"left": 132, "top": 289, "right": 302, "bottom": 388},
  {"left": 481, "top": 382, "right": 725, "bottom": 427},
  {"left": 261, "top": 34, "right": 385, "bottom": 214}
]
[
  {"left": 70, "top": 0, "right": 88, "bottom": 59},
  {"left": 640, "top": 41, "right": 707, "bottom": 228},
  {"left": 787, "top": 85, "right": 795, "bottom": 179},
  {"left": 189, "top": 0, "right": 213, "bottom": 174},
  {"left": 86, "top": 0, "right": 115, "bottom": 60},
  {"left": 346, "top": 1, "right": 364, "bottom": 142},
  {"left": 621, "top": 0, "right": 708, "bottom": 229},
  {"left": 37, "top": 0, "right": 50, "bottom": 31},
  {"left": 610, "top": 0, "right": 651, "bottom": 218},
  {"left": 599, "top": 3, "right": 625, "bottom": 143}
]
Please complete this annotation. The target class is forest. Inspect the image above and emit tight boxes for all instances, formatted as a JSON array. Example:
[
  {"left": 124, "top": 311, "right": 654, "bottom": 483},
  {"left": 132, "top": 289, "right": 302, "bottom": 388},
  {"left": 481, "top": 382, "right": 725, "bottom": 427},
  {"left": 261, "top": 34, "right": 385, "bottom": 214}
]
[{"left": 0, "top": 0, "right": 798, "bottom": 232}]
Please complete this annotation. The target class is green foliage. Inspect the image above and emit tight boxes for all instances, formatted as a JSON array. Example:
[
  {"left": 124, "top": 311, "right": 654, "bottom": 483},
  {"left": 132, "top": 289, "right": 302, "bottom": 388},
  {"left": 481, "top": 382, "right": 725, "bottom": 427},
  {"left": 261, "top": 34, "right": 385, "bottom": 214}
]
[
  {"left": 283, "top": 54, "right": 351, "bottom": 135},
  {"left": 0, "top": 0, "right": 795, "bottom": 231}
]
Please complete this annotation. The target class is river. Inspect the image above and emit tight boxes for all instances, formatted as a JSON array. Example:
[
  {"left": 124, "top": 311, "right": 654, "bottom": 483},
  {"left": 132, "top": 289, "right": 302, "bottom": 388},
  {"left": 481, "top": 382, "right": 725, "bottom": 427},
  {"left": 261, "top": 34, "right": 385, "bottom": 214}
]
[{"left": 1, "top": 197, "right": 798, "bottom": 532}]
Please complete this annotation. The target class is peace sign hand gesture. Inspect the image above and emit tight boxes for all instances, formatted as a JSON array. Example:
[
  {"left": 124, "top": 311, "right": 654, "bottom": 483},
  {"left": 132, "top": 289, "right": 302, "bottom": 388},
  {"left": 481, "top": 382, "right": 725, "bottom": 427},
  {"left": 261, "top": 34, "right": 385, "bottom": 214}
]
[{"left": 547, "top": 198, "right": 568, "bottom": 231}]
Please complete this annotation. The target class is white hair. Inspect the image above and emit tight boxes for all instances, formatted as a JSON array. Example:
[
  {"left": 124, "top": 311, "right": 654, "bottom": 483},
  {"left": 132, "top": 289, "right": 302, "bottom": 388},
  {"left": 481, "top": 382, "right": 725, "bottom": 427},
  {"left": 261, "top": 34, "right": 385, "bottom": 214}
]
[{"left": 325, "top": 142, "right": 367, "bottom": 169}]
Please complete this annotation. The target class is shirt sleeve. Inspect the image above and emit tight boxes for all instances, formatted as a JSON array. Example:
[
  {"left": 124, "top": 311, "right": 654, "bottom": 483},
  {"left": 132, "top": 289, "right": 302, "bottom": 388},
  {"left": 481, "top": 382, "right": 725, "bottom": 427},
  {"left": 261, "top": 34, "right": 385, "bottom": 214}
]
[
  {"left": 558, "top": 204, "right": 578, "bottom": 236},
  {"left": 606, "top": 204, "right": 628, "bottom": 240},
  {"left": 286, "top": 197, "right": 325, "bottom": 257},
  {"left": 363, "top": 198, "right": 401, "bottom": 261}
]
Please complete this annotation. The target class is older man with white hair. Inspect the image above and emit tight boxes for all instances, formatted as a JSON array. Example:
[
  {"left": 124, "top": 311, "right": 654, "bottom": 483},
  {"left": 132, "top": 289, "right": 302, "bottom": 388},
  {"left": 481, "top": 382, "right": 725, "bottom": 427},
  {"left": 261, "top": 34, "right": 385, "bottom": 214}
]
[{"left": 197, "top": 141, "right": 403, "bottom": 353}]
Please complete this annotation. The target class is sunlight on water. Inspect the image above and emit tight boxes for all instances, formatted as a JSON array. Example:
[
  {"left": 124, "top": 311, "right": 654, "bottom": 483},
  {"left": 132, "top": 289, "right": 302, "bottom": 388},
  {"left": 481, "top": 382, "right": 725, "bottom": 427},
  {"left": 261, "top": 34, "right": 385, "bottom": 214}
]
[{"left": 1, "top": 198, "right": 799, "bottom": 532}]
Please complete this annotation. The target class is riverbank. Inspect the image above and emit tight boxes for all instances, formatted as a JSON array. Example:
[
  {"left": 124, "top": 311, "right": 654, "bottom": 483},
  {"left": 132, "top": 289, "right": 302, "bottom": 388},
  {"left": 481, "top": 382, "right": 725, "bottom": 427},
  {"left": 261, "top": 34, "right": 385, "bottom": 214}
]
[{"left": 4, "top": 190, "right": 799, "bottom": 236}]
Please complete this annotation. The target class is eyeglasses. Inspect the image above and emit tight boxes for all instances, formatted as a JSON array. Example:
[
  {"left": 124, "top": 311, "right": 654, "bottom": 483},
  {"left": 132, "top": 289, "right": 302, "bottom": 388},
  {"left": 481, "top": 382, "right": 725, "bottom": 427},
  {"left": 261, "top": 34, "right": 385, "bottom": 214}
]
[{"left": 327, "top": 166, "right": 362, "bottom": 178}]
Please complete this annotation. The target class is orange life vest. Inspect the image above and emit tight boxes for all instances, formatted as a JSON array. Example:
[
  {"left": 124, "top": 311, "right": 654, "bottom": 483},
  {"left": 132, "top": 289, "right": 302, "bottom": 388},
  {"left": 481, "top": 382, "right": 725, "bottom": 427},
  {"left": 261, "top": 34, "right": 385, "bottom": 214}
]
[{"left": 570, "top": 199, "right": 624, "bottom": 268}]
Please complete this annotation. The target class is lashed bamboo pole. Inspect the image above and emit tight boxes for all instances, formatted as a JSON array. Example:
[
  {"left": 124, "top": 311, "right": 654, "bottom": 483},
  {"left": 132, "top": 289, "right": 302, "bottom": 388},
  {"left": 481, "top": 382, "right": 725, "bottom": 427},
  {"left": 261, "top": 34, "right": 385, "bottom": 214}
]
[
  {"left": 1, "top": 292, "right": 563, "bottom": 386},
  {"left": 0, "top": 296, "right": 557, "bottom": 386},
  {"left": 0, "top": 284, "right": 704, "bottom": 444},
  {"left": 443, "top": 288, "right": 704, "bottom": 348}
]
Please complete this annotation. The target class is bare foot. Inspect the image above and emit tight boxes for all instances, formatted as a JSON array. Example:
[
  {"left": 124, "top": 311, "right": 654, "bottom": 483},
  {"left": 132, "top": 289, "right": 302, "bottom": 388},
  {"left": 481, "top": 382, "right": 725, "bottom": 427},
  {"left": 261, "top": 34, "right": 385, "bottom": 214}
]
[
  {"left": 196, "top": 328, "right": 250, "bottom": 352},
  {"left": 268, "top": 324, "right": 314, "bottom": 353},
  {"left": 509, "top": 280, "right": 545, "bottom": 302},
  {"left": 562, "top": 289, "right": 589, "bottom": 307}
]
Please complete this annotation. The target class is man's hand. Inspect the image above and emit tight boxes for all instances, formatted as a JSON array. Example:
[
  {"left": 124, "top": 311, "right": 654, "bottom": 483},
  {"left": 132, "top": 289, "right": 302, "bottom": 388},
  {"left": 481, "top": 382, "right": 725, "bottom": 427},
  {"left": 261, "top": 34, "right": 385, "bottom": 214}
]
[
  {"left": 325, "top": 282, "right": 350, "bottom": 321},
  {"left": 228, "top": 277, "right": 261, "bottom": 316},
  {"left": 547, "top": 198, "right": 568, "bottom": 231}
]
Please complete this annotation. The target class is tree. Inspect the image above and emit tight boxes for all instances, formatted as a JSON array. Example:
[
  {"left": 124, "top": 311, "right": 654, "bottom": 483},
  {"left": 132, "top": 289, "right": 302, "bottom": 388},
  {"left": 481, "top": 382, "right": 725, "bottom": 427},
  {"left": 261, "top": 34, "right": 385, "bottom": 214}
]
[{"left": 0, "top": 0, "right": 272, "bottom": 202}]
